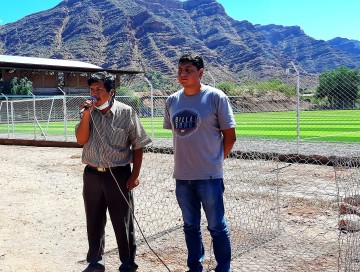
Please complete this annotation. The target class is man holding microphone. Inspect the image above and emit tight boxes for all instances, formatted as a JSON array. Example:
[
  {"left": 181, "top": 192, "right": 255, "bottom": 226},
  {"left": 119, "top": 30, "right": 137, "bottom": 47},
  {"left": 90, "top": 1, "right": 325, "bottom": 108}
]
[{"left": 76, "top": 71, "right": 151, "bottom": 272}]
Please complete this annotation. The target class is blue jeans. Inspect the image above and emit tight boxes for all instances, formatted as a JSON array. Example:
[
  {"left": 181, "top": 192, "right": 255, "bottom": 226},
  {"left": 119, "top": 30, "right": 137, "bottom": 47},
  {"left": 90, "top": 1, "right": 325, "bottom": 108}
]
[{"left": 176, "top": 179, "right": 231, "bottom": 272}]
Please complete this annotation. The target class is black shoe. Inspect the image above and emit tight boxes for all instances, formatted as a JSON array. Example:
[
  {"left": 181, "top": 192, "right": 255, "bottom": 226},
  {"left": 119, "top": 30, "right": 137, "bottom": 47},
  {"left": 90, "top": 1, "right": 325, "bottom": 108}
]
[
  {"left": 119, "top": 262, "right": 138, "bottom": 272},
  {"left": 82, "top": 262, "right": 105, "bottom": 272}
]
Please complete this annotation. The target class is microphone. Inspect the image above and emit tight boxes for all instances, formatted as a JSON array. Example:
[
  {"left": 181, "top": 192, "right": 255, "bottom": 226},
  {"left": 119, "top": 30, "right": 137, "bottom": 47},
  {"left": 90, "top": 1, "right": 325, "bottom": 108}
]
[
  {"left": 84, "top": 97, "right": 97, "bottom": 109},
  {"left": 81, "top": 97, "right": 97, "bottom": 113}
]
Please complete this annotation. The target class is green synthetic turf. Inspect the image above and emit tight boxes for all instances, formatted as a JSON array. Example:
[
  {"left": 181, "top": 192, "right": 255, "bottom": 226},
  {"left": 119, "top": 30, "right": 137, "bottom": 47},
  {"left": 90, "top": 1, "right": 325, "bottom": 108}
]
[
  {"left": 234, "top": 110, "right": 360, "bottom": 142},
  {"left": 1, "top": 110, "right": 359, "bottom": 142}
]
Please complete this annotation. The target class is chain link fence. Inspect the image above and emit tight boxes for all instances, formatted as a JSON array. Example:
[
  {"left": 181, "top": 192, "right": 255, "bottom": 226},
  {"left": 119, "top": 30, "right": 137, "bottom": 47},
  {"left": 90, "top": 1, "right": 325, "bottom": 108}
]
[{"left": 0, "top": 64, "right": 359, "bottom": 271}]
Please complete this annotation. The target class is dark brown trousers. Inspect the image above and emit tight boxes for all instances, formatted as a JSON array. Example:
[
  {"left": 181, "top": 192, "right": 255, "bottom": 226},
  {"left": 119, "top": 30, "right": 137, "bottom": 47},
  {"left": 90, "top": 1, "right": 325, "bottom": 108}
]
[{"left": 83, "top": 164, "right": 136, "bottom": 266}]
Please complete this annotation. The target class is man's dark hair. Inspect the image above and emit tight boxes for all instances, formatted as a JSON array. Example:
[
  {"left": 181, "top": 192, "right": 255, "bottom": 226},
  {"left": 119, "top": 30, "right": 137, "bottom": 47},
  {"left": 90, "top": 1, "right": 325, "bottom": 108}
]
[
  {"left": 178, "top": 54, "right": 204, "bottom": 70},
  {"left": 87, "top": 71, "right": 115, "bottom": 92}
]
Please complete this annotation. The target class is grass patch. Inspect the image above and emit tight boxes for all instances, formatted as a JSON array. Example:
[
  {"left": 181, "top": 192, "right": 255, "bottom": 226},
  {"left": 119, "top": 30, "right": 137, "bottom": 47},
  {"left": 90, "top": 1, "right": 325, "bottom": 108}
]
[{"left": 0, "top": 110, "right": 359, "bottom": 142}]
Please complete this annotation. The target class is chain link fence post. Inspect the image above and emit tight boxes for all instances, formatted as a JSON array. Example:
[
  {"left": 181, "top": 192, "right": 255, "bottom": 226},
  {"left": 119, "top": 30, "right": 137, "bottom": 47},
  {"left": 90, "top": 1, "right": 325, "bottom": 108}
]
[
  {"left": 1, "top": 93, "right": 10, "bottom": 138},
  {"left": 291, "top": 62, "right": 301, "bottom": 149},
  {"left": 144, "top": 76, "right": 155, "bottom": 140},
  {"left": 58, "top": 87, "right": 68, "bottom": 142}
]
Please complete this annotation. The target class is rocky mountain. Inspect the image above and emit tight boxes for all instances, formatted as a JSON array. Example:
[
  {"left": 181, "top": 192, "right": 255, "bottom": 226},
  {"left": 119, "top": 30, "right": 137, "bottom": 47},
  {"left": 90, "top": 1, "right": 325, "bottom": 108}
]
[
  {"left": 327, "top": 37, "right": 360, "bottom": 63},
  {"left": 0, "top": 0, "right": 359, "bottom": 82},
  {"left": 256, "top": 24, "right": 359, "bottom": 74}
]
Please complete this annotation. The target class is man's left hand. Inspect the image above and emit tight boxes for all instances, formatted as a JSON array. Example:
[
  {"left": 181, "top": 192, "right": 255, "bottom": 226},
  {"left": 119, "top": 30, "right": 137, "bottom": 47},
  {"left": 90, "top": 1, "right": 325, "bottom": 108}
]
[{"left": 127, "top": 178, "right": 140, "bottom": 191}]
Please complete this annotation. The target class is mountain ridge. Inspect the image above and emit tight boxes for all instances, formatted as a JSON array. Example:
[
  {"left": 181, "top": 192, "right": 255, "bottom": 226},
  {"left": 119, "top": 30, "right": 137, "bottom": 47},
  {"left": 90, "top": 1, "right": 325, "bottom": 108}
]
[{"left": 0, "top": 0, "right": 359, "bottom": 82}]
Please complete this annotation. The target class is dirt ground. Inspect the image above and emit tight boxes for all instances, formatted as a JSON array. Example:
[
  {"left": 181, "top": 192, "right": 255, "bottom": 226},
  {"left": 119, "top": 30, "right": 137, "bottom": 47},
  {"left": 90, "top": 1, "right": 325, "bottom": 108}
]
[
  {"left": 0, "top": 145, "right": 88, "bottom": 272},
  {"left": 0, "top": 145, "right": 192, "bottom": 272},
  {"left": 0, "top": 144, "right": 358, "bottom": 272}
]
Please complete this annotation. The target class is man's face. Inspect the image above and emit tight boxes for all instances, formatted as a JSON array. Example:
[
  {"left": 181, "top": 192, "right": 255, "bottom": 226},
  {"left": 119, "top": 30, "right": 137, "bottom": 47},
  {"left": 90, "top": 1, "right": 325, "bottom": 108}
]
[
  {"left": 89, "top": 81, "right": 112, "bottom": 106},
  {"left": 178, "top": 62, "right": 203, "bottom": 88}
]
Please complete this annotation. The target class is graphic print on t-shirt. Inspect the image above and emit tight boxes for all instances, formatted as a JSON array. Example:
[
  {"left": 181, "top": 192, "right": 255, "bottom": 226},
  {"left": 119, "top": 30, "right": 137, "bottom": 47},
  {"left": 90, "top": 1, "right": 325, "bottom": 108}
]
[{"left": 172, "top": 109, "right": 200, "bottom": 138}]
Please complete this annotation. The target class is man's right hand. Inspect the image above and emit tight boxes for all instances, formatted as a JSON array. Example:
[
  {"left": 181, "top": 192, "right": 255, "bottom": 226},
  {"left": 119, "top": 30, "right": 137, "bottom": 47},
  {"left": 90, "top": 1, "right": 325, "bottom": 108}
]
[{"left": 80, "top": 97, "right": 96, "bottom": 114}]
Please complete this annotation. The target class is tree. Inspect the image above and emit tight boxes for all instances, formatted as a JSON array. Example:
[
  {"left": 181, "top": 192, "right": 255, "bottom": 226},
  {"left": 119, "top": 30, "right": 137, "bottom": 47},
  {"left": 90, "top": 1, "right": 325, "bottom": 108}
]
[
  {"left": 10, "top": 77, "right": 33, "bottom": 95},
  {"left": 217, "top": 81, "right": 237, "bottom": 96},
  {"left": 254, "top": 79, "right": 296, "bottom": 97},
  {"left": 315, "top": 66, "right": 360, "bottom": 109},
  {"left": 144, "top": 71, "right": 177, "bottom": 91},
  {"left": 116, "top": 86, "right": 141, "bottom": 113}
]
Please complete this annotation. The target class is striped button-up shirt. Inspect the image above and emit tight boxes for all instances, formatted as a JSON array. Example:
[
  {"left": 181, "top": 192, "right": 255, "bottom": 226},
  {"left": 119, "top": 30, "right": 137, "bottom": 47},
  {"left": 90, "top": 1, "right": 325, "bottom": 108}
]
[{"left": 76, "top": 100, "right": 152, "bottom": 168}]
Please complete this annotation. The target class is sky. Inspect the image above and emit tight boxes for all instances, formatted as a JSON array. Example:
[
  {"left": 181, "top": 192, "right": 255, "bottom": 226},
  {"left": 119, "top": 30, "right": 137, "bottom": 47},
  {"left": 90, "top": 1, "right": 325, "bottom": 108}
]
[{"left": 0, "top": 0, "right": 359, "bottom": 41}]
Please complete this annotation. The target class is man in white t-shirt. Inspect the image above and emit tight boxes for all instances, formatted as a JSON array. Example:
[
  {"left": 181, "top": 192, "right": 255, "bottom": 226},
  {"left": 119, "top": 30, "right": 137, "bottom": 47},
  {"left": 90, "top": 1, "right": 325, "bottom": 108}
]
[{"left": 163, "top": 54, "right": 236, "bottom": 272}]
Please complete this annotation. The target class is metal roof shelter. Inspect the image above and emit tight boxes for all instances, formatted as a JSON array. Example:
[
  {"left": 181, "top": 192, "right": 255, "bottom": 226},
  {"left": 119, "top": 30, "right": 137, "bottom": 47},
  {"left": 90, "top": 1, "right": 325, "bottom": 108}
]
[
  {"left": 0, "top": 54, "right": 141, "bottom": 74},
  {"left": 0, "top": 54, "right": 143, "bottom": 95}
]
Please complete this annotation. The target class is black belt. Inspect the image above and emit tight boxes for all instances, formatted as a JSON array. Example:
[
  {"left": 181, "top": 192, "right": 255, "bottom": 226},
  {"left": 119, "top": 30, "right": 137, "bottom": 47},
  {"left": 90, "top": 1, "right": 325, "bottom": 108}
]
[{"left": 87, "top": 164, "right": 129, "bottom": 172}]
